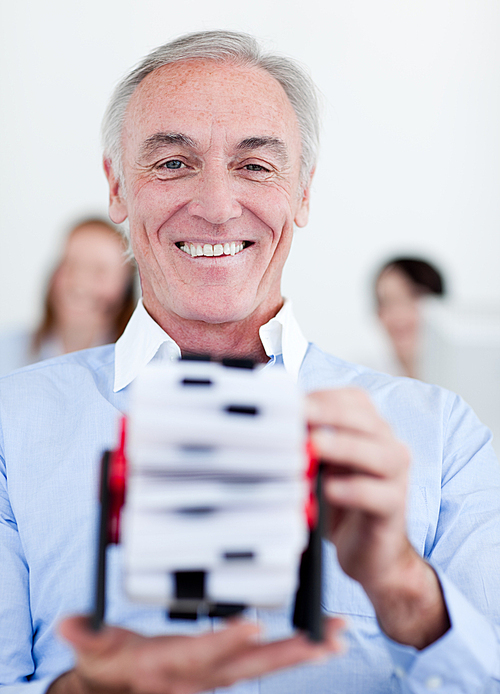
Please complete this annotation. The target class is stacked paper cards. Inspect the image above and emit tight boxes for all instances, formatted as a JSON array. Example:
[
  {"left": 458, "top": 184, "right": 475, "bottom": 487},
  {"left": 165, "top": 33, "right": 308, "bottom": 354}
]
[{"left": 122, "top": 359, "right": 309, "bottom": 615}]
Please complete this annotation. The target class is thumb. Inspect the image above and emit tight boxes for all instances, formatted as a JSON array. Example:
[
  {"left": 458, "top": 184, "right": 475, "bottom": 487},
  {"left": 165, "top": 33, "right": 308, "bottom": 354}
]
[{"left": 58, "top": 615, "right": 132, "bottom": 655}]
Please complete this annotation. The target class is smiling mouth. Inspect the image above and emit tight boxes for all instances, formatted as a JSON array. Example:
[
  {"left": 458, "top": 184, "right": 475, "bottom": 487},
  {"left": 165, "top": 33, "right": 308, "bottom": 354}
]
[{"left": 176, "top": 241, "right": 251, "bottom": 258}]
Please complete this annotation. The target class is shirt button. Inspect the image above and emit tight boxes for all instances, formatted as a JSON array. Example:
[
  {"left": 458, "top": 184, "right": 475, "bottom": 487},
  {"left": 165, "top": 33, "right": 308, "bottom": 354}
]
[
  {"left": 425, "top": 675, "right": 443, "bottom": 689},
  {"left": 394, "top": 666, "right": 405, "bottom": 679}
]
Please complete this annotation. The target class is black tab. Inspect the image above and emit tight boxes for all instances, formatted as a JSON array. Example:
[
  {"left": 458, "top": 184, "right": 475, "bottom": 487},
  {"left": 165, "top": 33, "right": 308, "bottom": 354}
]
[
  {"left": 222, "top": 357, "right": 255, "bottom": 369},
  {"left": 174, "top": 571, "right": 206, "bottom": 600},
  {"left": 180, "top": 444, "right": 215, "bottom": 453},
  {"left": 168, "top": 609, "right": 199, "bottom": 621},
  {"left": 208, "top": 603, "right": 246, "bottom": 618},
  {"left": 181, "top": 353, "right": 211, "bottom": 362},
  {"left": 182, "top": 378, "right": 213, "bottom": 386},
  {"left": 176, "top": 507, "right": 217, "bottom": 516},
  {"left": 225, "top": 405, "right": 259, "bottom": 416},
  {"left": 223, "top": 551, "right": 255, "bottom": 560}
]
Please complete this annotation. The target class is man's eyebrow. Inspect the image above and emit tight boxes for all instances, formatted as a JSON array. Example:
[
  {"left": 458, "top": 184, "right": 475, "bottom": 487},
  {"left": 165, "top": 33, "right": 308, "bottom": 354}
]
[
  {"left": 139, "top": 132, "right": 198, "bottom": 158},
  {"left": 236, "top": 137, "right": 289, "bottom": 165}
]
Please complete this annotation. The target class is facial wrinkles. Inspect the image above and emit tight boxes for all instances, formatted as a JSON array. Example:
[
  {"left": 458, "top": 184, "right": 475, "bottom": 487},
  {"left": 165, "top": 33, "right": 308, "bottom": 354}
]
[
  {"left": 131, "top": 124, "right": 294, "bottom": 240},
  {"left": 125, "top": 61, "right": 300, "bottom": 164},
  {"left": 194, "top": 123, "right": 285, "bottom": 230}
]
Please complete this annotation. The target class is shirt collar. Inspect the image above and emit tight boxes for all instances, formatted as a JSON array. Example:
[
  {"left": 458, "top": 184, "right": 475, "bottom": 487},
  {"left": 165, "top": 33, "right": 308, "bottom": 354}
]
[
  {"left": 258, "top": 300, "right": 308, "bottom": 382},
  {"left": 114, "top": 298, "right": 308, "bottom": 392}
]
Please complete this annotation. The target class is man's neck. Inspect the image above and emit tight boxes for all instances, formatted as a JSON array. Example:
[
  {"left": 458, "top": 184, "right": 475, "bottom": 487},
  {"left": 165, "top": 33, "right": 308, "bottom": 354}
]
[{"left": 142, "top": 299, "right": 284, "bottom": 364}]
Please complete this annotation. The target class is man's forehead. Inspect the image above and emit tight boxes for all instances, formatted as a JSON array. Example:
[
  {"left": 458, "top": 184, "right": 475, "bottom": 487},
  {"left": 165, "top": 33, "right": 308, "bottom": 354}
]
[{"left": 123, "top": 59, "right": 300, "bottom": 144}]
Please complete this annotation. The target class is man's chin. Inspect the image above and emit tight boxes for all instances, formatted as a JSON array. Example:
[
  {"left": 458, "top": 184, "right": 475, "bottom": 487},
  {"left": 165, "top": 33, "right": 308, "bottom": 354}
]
[{"left": 178, "top": 304, "right": 253, "bottom": 326}]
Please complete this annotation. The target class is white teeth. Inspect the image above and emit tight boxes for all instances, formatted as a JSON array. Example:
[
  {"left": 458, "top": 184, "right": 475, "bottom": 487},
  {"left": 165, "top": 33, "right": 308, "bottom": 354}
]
[{"left": 179, "top": 242, "right": 247, "bottom": 257}]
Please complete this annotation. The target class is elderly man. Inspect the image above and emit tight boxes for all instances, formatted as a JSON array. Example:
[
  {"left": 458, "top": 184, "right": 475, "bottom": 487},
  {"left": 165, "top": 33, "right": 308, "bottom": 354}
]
[{"left": 0, "top": 30, "right": 499, "bottom": 694}]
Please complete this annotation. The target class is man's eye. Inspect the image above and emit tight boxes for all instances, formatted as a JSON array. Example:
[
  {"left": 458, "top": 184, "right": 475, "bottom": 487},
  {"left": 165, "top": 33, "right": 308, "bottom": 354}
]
[
  {"left": 244, "top": 163, "right": 269, "bottom": 172},
  {"left": 162, "top": 160, "right": 184, "bottom": 170}
]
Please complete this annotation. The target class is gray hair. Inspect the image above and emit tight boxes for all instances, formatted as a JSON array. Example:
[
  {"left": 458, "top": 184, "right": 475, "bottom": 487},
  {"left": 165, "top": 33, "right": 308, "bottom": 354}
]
[{"left": 101, "top": 30, "right": 321, "bottom": 189}]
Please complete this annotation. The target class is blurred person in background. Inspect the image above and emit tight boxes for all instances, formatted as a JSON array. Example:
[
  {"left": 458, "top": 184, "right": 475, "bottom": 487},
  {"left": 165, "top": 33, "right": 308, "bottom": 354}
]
[
  {"left": 0, "top": 218, "right": 136, "bottom": 377},
  {"left": 374, "top": 256, "right": 445, "bottom": 378}
]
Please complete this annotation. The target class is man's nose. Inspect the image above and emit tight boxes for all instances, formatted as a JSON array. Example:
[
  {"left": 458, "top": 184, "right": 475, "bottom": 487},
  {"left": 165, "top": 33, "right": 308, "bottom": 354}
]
[{"left": 187, "top": 168, "right": 242, "bottom": 225}]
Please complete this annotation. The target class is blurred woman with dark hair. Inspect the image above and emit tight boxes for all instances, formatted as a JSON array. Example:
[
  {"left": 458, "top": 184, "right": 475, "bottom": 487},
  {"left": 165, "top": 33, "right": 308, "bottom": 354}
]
[
  {"left": 0, "top": 218, "right": 137, "bottom": 376},
  {"left": 374, "top": 256, "right": 445, "bottom": 378}
]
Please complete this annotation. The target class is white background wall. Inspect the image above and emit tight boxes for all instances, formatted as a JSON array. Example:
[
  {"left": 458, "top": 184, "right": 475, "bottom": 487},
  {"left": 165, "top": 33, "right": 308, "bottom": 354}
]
[{"left": 1, "top": 0, "right": 499, "bottom": 360}]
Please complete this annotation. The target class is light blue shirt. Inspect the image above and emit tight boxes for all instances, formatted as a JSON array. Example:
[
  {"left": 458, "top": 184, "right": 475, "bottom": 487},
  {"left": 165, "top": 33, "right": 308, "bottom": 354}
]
[
  {"left": 0, "top": 330, "right": 61, "bottom": 379},
  {"left": 1, "top": 304, "right": 500, "bottom": 693}
]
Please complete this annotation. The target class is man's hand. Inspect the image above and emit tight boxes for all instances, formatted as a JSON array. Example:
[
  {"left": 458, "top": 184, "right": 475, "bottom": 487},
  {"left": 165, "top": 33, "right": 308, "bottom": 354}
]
[
  {"left": 306, "top": 388, "right": 450, "bottom": 650},
  {"left": 51, "top": 615, "right": 345, "bottom": 694}
]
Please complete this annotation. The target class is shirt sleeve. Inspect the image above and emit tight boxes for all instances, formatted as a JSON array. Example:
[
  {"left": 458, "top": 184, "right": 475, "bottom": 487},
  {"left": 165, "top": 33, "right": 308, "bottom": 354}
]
[
  {"left": 383, "top": 393, "right": 500, "bottom": 693},
  {"left": 0, "top": 441, "right": 66, "bottom": 693},
  {"left": 0, "top": 680, "right": 63, "bottom": 694},
  {"left": 383, "top": 569, "right": 500, "bottom": 693}
]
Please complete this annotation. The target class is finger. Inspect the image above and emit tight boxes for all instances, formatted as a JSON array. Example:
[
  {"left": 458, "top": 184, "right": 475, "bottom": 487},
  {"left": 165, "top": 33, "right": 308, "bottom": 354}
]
[
  {"left": 214, "top": 617, "right": 346, "bottom": 687},
  {"left": 323, "top": 473, "right": 404, "bottom": 517},
  {"left": 184, "top": 620, "right": 261, "bottom": 666},
  {"left": 58, "top": 615, "right": 138, "bottom": 655},
  {"left": 306, "top": 389, "right": 391, "bottom": 438},
  {"left": 131, "top": 619, "right": 344, "bottom": 694},
  {"left": 129, "top": 620, "right": 261, "bottom": 687},
  {"left": 311, "top": 429, "right": 410, "bottom": 479}
]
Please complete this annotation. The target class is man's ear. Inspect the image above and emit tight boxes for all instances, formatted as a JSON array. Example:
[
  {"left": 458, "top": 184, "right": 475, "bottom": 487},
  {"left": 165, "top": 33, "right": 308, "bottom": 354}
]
[
  {"left": 294, "top": 168, "right": 315, "bottom": 228},
  {"left": 103, "top": 158, "right": 128, "bottom": 224}
]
